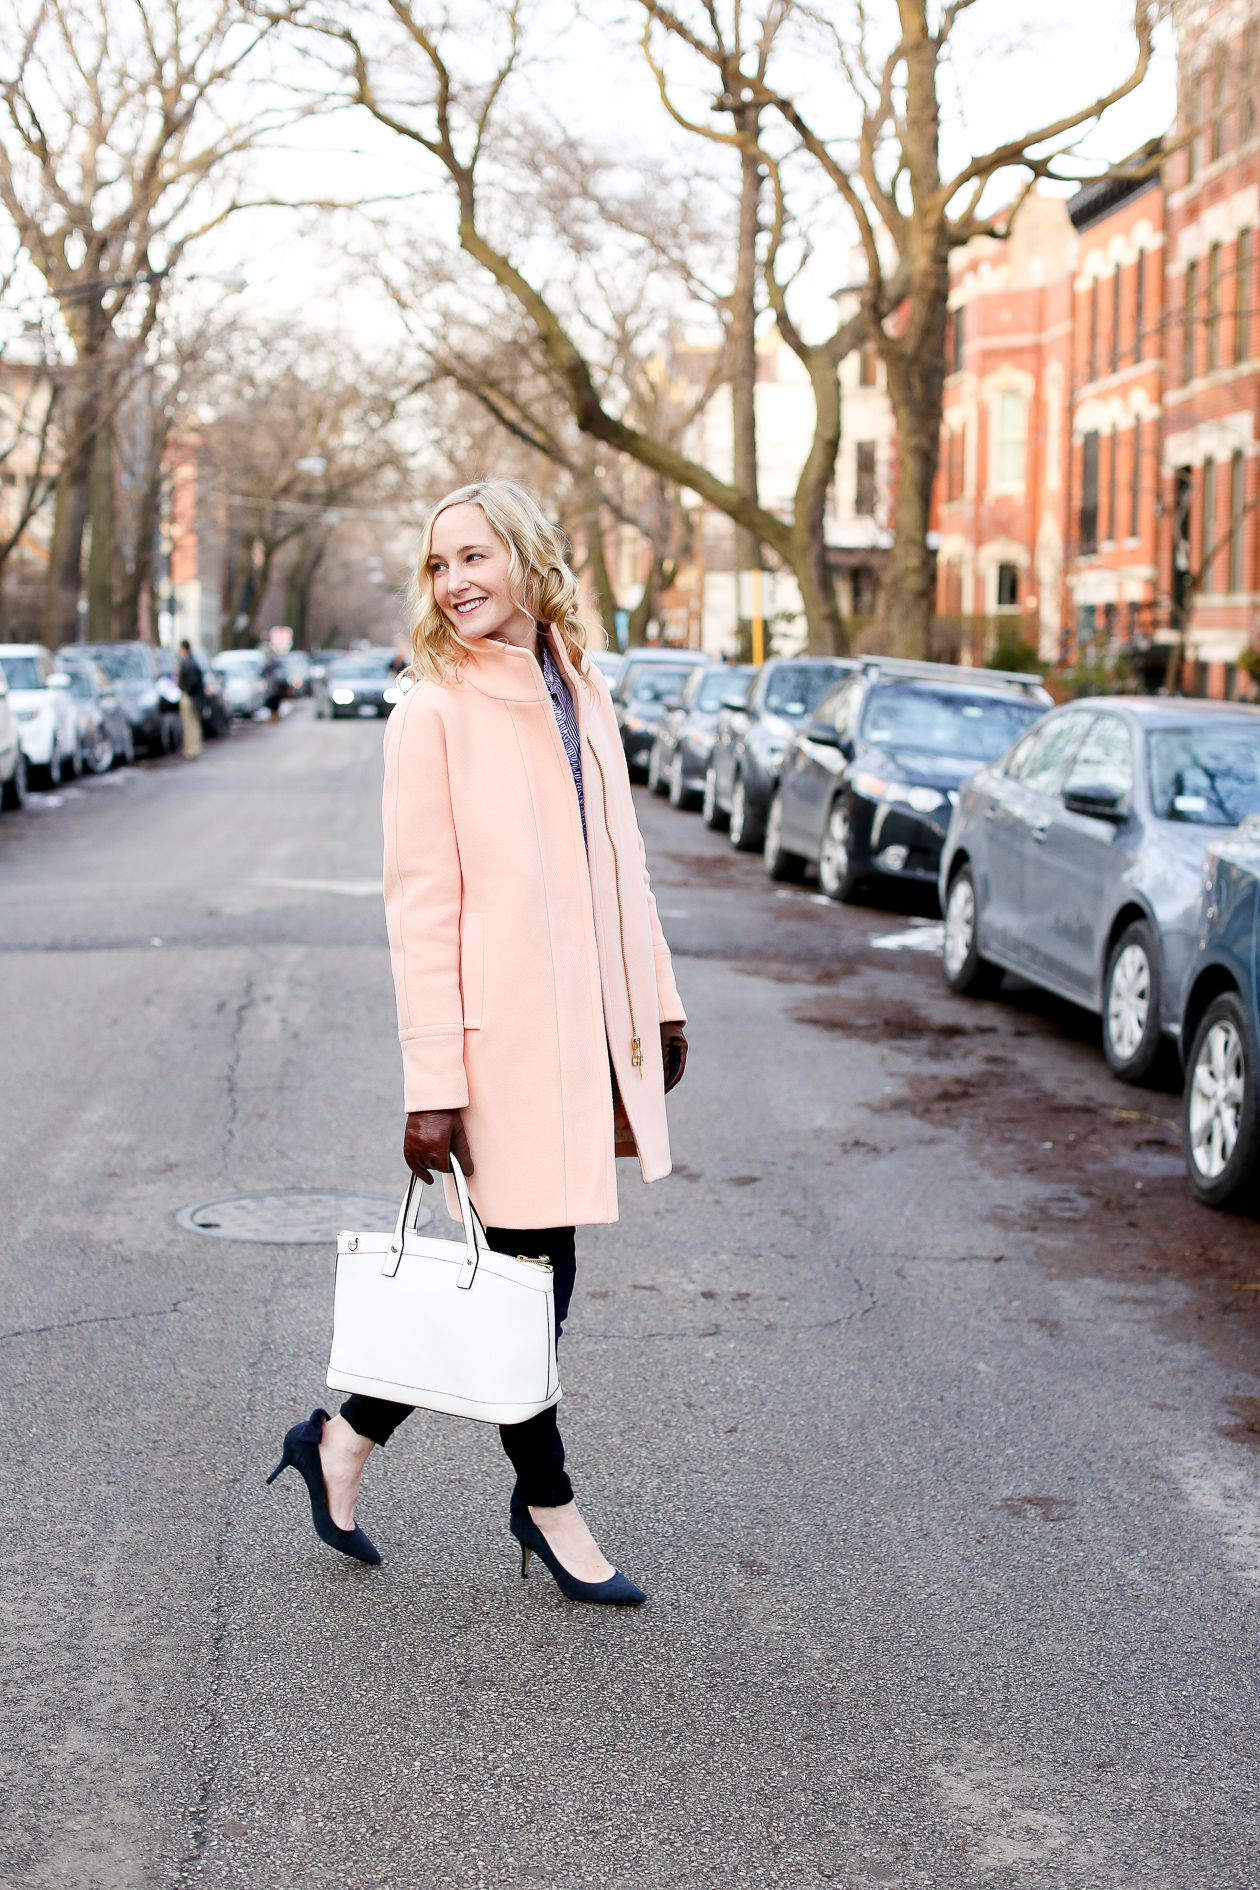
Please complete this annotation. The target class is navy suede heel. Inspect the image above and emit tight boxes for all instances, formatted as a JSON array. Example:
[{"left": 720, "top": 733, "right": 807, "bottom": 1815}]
[
  {"left": 510, "top": 1502, "right": 645, "bottom": 1606},
  {"left": 267, "top": 1408, "right": 382, "bottom": 1567}
]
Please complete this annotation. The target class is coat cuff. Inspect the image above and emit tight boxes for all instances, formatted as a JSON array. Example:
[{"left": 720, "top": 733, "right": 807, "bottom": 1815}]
[
  {"left": 399, "top": 1026, "right": 470, "bottom": 1112},
  {"left": 654, "top": 949, "right": 686, "bottom": 1025}
]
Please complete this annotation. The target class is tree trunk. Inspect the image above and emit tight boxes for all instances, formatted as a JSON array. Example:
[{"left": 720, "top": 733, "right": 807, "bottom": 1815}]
[
  {"left": 117, "top": 455, "right": 162, "bottom": 643},
  {"left": 86, "top": 410, "right": 115, "bottom": 642},
  {"left": 731, "top": 122, "right": 762, "bottom": 586},
  {"left": 284, "top": 534, "right": 326, "bottom": 649},
  {"left": 43, "top": 382, "right": 97, "bottom": 647},
  {"left": 578, "top": 481, "right": 620, "bottom": 647},
  {"left": 880, "top": 280, "right": 948, "bottom": 659},
  {"left": 789, "top": 348, "right": 846, "bottom": 656},
  {"left": 627, "top": 546, "right": 662, "bottom": 645}
]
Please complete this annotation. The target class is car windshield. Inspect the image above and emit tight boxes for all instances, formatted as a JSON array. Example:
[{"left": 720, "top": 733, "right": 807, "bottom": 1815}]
[
  {"left": 65, "top": 670, "right": 95, "bottom": 698},
  {"left": 1148, "top": 724, "right": 1260, "bottom": 825},
  {"left": 763, "top": 664, "right": 848, "bottom": 717},
  {"left": 89, "top": 646, "right": 153, "bottom": 681},
  {"left": 690, "top": 669, "right": 742, "bottom": 711},
  {"left": 333, "top": 657, "right": 391, "bottom": 678},
  {"left": 0, "top": 655, "right": 44, "bottom": 690},
  {"left": 626, "top": 665, "right": 695, "bottom": 703},
  {"left": 216, "top": 651, "right": 262, "bottom": 668},
  {"left": 861, "top": 684, "right": 1043, "bottom": 760}
]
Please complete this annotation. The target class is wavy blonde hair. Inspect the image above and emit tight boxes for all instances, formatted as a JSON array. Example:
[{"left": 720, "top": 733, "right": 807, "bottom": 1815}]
[{"left": 407, "top": 479, "right": 598, "bottom": 687}]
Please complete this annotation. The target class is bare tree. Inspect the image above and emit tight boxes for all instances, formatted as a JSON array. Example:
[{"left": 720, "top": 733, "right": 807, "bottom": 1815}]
[
  {"left": 0, "top": 0, "right": 294, "bottom": 645},
  {"left": 296, "top": 0, "right": 876, "bottom": 653},
  {"left": 646, "top": 0, "right": 1165, "bottom": 654},
  {"left": 197, "top": 324, "right": 421, "bottom": 647}
]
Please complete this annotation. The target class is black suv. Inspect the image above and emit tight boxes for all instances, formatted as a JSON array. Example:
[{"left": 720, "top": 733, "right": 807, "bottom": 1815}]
[
  {"left": 768, "top": 657, "right": 1050, "bottom": 900},
  {"left": 704, "top": 657, "right": 855, "bottom": 850}
]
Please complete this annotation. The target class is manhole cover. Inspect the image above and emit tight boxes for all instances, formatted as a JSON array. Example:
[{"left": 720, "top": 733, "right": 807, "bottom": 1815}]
[{"left": 175, "top": 1190, "right": 432, "bottom": 1244}]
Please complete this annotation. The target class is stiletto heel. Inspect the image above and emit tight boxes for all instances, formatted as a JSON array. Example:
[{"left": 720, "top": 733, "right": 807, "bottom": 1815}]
[
  {"left": 509, "top": 1504, "right": 645, "bottom": 1606},
  {"left": 267, "top": 1408, "right": 382, "bottom": 1566}
]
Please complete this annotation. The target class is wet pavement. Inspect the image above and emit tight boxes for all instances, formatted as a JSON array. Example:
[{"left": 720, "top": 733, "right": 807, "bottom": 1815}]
[{"left": 1, "top": 704, "right": 1257, "bottom": 1888}]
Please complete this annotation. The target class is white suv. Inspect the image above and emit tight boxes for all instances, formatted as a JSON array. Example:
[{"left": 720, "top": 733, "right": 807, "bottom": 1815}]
[
  {"left": 0, "top": 645, "right": 82, "bottom": 785},
  {"left": 0, "top": 663, "right": 26, "bottom": 808}
]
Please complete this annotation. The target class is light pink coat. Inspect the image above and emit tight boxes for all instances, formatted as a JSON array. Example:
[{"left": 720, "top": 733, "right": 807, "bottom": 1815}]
[{"left": 382, "top": 627, "right": 685, "bottom": 1229}]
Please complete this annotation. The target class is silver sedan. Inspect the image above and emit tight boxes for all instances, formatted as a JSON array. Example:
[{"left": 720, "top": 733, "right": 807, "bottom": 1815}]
[{"left": 938, "top": 697, "right": 1260, "bottom": 1082}]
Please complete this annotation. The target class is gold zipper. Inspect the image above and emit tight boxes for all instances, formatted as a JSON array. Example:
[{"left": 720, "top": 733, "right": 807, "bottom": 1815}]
[{"left": 631, "top": 1036, "right": 643, "bottom": 1076}]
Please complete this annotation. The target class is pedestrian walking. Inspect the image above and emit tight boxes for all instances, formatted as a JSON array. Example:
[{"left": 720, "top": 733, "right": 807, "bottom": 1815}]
[
  {"left": 269, "top": 479, "right": 688, "bottom": 1604},
  {"left": 176, "top": 640, "right": 204, "bottom": 760},
  {"left": 260, "top": 649, "right": 288, "bottom": 721}
]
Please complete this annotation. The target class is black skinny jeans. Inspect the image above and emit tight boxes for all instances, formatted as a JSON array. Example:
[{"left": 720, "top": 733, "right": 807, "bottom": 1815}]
[{"left": 339, "top": 1225, "right": 577, "bottom": 1508}]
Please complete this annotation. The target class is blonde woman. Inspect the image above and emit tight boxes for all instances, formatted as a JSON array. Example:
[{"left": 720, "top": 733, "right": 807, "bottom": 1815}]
[{"left": 270, "top": 480, "right": 688, "bottom": 1605}]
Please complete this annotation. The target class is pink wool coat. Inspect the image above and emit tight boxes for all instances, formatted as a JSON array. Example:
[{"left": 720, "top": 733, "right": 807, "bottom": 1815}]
[{"left": 381, "top": 626, "right": 686, "bottom": 1229}]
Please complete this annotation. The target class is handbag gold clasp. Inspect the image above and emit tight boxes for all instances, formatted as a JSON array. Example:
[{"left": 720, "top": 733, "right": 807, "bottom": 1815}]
[{"left": 631, "top": 1035, "right": 643, "bottom": 1076}]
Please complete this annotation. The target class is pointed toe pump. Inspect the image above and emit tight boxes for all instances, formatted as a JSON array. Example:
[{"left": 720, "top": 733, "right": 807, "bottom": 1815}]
[
  {"left": 510, "top": 1505, "right": 645, "bottom": 1607},
  {"left": 267, "top": 1408, "right": 382, "bottom": 1567}
]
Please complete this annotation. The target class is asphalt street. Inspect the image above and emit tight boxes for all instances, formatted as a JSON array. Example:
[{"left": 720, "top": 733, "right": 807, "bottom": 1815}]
[{"left": 1, "top": 703, "right": 1258, "bottom": 1890}]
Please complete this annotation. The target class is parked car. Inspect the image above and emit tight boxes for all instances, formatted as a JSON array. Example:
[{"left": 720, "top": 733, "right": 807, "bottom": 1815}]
[
  {"left": 61, "top": 641, "right": 181, "bottom": 754},
  {"left": 705, "top": 657, "right": 856, "bottom": 849},
  {"left": 612, "top": 650, "right": 709, "bottom": 777},
  {"left": 318, "top": 649, "right": 402, "bottom": 719},
  {"left": 772, "top": 658, "right": 1049, "bottom": 899},
  {"left": 940, "top": 697, "right": 1260, "bottom": 1084},
  {"left": 590, "top": 650, "right": 625, "bottom": 687},
  {"left": 1179, "top": 818, "right": 1260, "bottom": 1209},
  {"left": 0, "top": 645, "right": 83, "bottom": 783},
  {"left": 212, "top": 649, "right": 269, "bottom": 720},
  {"left": 649, "top": 664, "right": 755, "bottom": 807},
  {"left": 56, "top": 656, "right": 134, "bottom": 771},
  {"left": 281, "top": 650, "right": 312, "bottom": 696},
  {"left": 0, "top": 663, "right": 27, "bottom": 808}
]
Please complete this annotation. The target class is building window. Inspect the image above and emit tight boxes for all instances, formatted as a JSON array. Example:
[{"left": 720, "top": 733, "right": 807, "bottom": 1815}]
[
  {"left": 859, "top": 341, "right": 878, "bottom": 387},
  {"left": 1237, "top": 230, "right": 1252, "bottom": 365},
  {"left": 1134, "top": 248, "right": 1145, "bottom": 359},
  {"left": 1130, "top": 414, "right": 1142, "bottom": 539},
  {"left": 1212, "top": 50, "right": 1227, "bottom": 163},
  {"left": 951, "top": 305, "right": 965, "bottom": 376},
  {"left": 1088, "top": 278, "right": 1099, "bottom": 381},
  {"left": 1229, "top": 450, "right": 1246, "bottom": 592},
  {"left": 1080, "top": 431, "right": 1100, "bottom": 553},
  {"left": 1183, "top": 259, "right": 1198, "bottom": 382},
  {"left": 1105, "top": 427, "right": 1118, "bottom": 543},
  {"left": 996, "top": 563, "right": 1019, "bottom": 609},
  {"left": 1207, "top": 243, "right": 1222, "bottom": 369},
  {"left": 1202, "top": 457, "right": 1217, "bottom": 589},
  {"left": 856, "top": 442, "right": 877, "bottom": 516},
  {"left": 1111, "top": 262, "right": 1122, "bottom": 372},
  {"left": 994, "top": 389, "right": 1026, "bottom": 484}
]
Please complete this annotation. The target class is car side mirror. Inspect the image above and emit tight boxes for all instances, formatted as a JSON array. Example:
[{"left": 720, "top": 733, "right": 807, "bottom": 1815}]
[
  {"left": 803, "top": 718, "right": 839, "bottom": 745},
  {"left": 47, "top": 671, "right": 71, "bottom": 689},
  {"left": 1063, "top": 783, "right": 1126, "bottom": 822}
]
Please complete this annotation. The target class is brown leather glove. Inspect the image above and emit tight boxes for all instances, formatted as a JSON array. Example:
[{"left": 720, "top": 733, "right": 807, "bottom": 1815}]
[
  {"left": 403, "top": 1108, "right": 474, "bottom": 1183},
  {"left": 661, "top": 1020, "right": 688, "bottom": 1094}
]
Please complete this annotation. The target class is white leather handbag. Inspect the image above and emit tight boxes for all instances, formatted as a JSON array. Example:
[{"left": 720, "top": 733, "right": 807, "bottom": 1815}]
[{"left": 326, "top": 1156, "right": 561, "bottom": 1425}]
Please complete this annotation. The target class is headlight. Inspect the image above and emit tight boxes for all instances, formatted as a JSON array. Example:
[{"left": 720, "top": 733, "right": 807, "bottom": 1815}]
[
  {"left": 16, "top": 707, "right": 43, "bottom": 723},
  {"left": 139, "top": 687, "right": 159, "bottom": 709},
  {"left": 331, "top": 688, "right": 356, "bottom": 705},
  {"left": 853, "top": 770, "right": 944, "bottom": 815},
  {"left": 382, "top": 686, "right": 401, "bottom": 704},
  {"left": 691, "top": 730, "right": 716, "bottom": 757}
]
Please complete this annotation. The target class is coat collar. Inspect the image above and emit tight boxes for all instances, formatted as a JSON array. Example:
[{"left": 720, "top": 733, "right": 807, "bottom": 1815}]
[{"left": 460, "top": 625, "right": 598, "bottom": 711}]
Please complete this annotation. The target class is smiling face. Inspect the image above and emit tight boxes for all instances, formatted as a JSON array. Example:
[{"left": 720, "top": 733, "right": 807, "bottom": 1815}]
[{"left": 428, "top": 502, "right": 536, "bottom": 648}]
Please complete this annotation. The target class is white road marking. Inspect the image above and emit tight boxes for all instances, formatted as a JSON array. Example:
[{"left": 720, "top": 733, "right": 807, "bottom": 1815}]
[{"left": 255, "top": 877, "right": 383, "bottom": 898}]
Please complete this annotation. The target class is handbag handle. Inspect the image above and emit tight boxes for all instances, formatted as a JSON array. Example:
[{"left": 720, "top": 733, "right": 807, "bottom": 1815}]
[{"left": 383, "top": 1152, "right": 486, "bottom": 1288}]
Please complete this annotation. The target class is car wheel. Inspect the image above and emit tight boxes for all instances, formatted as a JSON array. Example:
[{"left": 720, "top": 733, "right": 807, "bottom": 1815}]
[
  {"left": 818, "top": 798, "right": 863, "bottom": 901},
  {"left": 1, "top": 750, "right": 28, "bottom": 810},
  {"left": 763, "top": 791, "right": 806, "bottom": 881},
  {"left": 1102, "top": 920, "right": 1163, "bottom": 1082},
  {"left": 668, "top": 751, "right": 692, "bottom": 809},
  {"left": 647, "top": 741, "right": 666, "bottom": 795},
  {"left": 121, "top": 727, "right": 136, "bottom": 764},
  {"left": 702, "top": 766, "right": 727, "bottom": 830},
  {"left": 86, "top": 734, "right": 114, "bottom": 775},
  {"left": 728, "top": 773, "right": 762, "bottom": 851},
  {"left": 1184, "top": 992, "right": 1260, "bottom": 1209},
  {"left": 942, "top": 864, "right": 1004, "bottom": 997}
]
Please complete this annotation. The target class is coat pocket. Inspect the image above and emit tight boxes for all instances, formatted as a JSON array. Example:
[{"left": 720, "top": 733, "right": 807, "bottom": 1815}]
[{"left": 460, "top": 913, "right": 484, "bottom": 1030}]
